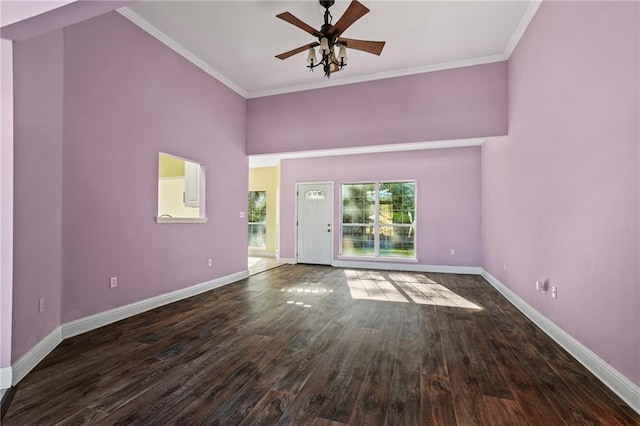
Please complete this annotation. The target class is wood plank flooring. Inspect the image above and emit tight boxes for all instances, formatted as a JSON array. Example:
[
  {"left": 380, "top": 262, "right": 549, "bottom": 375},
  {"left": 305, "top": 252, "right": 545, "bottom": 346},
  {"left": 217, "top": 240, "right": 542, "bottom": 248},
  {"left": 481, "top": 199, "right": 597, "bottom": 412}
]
[{"left": 3, "top": 265, "right": 638, "bottom": 425}]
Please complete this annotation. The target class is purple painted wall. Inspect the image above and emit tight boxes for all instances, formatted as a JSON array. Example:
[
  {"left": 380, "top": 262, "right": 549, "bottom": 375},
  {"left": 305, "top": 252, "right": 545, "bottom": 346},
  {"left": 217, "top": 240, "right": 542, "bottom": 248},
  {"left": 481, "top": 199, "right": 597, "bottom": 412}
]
[
  {"left": 12, "top": 29, "right": 64, "bottom": 361},
  {"left": 1, "top": 1, "right": 132, "bottom": 41},
  {"left": 481, "top": 1, "right": 639, "bottom": 386},
  {"left": 246, "top": 62, "right": 507, "bottom": 155},
  {"left": 7, "top": 0, "right": 638, "bottom": 397},
  {"left": 280, "top": 147, "right": 481, "bottom": 267},
  {"left": 10, "top": 11, "right": 248, "bottom": 361},
  {"left": 60, "top": 12, "right": 248, "bottom": 323}
]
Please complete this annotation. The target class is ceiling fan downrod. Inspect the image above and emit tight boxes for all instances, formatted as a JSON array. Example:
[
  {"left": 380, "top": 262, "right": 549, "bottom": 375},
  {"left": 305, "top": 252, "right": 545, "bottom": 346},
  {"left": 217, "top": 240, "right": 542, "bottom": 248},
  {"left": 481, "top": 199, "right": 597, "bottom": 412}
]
[{"left": 309, "top": 0, "right": 346, "bottom": 78}]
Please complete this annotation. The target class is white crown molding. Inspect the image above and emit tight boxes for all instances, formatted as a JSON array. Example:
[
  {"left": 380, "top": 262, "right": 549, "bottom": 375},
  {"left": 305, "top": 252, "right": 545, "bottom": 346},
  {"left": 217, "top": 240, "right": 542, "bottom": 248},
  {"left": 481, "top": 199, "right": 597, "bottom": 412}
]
[
  {"left": 249, "top": 137, "right": 485, "bottom": 168},
  {"left": 247, "top": 54, "right": 507, "bottom": 99},
  {"left": 333, "top": 260, "right": 482, "bottom": 275},
  {"left": 12, "top": 326, "right": 62, "bottom": 385},
  {"left": 0, "top": 366, "right": 12, "bottom": 390},
  {"left": 503, "top": 0, "right": 543, "bottom": 58},
  {"left": 481, "top": 268, "right": 640, "bottom": 414},
  {"left": 252, "top": 0, "right": 545, "bottom": 100},
  {"left": 117, "top": 1, "right": 542, "bottom": 100},
  {"left": 116, "top": 6, "right": 248, "bottom": 98},
  {"left": 62, "top": 270, "right": 248, "bottom": 339}
]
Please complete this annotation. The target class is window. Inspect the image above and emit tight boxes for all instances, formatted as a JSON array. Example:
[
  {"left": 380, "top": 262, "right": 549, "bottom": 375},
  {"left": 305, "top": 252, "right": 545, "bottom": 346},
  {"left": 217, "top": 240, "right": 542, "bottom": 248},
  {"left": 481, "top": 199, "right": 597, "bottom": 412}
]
[
  {"left": 157, "top": 152, "right": 207, "bottom": 223},
  {"left": 305, "top": 190, "right": 326, "bottom": 200},
  {"left": 341, "top": 181, "right": 415, "bottom": 258},
  {"left": 248, "top": 191, "right": 267, "bottom": 248}
]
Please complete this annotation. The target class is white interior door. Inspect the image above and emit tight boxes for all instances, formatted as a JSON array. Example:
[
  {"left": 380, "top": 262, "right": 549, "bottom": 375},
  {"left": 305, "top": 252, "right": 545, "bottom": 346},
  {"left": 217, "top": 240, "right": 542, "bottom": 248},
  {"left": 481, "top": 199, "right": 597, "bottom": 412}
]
[{"left": 296, "top": 183, "right": 333, "bottom": 265}]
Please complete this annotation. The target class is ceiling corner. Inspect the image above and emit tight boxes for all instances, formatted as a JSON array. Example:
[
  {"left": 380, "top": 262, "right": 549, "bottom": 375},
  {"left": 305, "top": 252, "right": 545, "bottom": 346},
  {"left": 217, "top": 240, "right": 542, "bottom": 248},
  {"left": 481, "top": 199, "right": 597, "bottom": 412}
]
[{"left": 116, "top": 6, "right": 249, "bottom": 99}]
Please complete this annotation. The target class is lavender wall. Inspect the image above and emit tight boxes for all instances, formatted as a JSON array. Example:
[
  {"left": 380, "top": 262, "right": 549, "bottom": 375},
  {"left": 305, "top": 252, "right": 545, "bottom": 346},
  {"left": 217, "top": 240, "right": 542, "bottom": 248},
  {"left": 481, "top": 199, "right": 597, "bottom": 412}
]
[
  {"left": 481, "top": 1, "right": 639, "bottom": 386},
  {"left": 60, "top": 12, "right": 248, "bottom": 323},
  {"left": 10, "top": 11, "right": 248, "bottom": 362},
  {"left": 280, "top": 147, "right": 481, "bottom": 267},
  {"left": 12, "top": 30, "right": 64, "bottom": 361},
  {"left": 246, "top": 62, "right": 507, "bottom": 155},
  {"left": 1, "top": 1, "right": 131, "bottom": 41}
]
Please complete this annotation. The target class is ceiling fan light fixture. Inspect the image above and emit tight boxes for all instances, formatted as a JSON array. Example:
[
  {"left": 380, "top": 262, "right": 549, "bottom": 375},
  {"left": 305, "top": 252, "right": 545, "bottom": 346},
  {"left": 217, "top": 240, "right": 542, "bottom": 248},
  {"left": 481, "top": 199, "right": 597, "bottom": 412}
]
[
  {"left": 275, "top": 0, "right": 385, "bottom": 79},
  {"left": 319, "top": 37, "right": 330, "bottom": 54},
  {"left": 338, "top": 44, "right": 348, "bottom": 63},
  {"left": 306, "top": 47, "right": 317, "bottom": 65}
]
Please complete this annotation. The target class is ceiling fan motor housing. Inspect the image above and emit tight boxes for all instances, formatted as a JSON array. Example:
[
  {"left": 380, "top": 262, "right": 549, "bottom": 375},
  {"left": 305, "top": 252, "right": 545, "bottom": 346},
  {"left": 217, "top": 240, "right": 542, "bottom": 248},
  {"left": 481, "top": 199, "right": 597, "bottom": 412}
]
[
  {"left": 320, "top": 1, "right": 336, "bottom": 45},
  {"left": 320, "top": 24, "right": 334, "bottom": 38},
  {"left": 319, "top": 0, "right": 335, "bottom": 10}
]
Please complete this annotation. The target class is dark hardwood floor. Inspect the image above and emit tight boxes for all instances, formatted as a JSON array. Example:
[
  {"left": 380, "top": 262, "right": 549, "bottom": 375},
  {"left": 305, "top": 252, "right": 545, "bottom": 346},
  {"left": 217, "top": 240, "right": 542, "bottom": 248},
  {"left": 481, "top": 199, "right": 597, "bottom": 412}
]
[{"left": 4, "top": 265, "right": 638, "bottom": 425}]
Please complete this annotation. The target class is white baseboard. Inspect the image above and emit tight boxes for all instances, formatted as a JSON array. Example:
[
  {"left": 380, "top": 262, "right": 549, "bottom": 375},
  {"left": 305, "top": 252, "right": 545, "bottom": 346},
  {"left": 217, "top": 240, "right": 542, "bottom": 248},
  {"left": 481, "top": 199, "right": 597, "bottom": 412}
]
[
  {"left": 9, "top": 270, "right": 248, "bottom": 387},
  {"left": 9, "top": 265, "right": 638, "bottom": 415},
  {"left": 333, "top": 260, "right": 481, "bottom": 275},
  {"left": 278, "top": 257, "right": 296, "bottom": 265},
  {"left": 480, "top": 268, "right": 640, "bottom": 414},
  {"left": 0, "top": 366, "right": 12, "bottom": 390},
  {"left": 12, "top": 326, "right": 62, "bottom": 385},
  {"left": 62, "top": 270, "right": 248, "bottom": 339}
]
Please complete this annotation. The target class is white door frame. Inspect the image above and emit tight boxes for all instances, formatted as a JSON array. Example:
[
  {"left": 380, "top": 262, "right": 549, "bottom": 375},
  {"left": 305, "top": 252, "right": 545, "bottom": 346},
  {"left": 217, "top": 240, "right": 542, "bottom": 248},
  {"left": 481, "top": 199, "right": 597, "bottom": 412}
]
[{"left": 294, "top": 181, "right": 334, "bottom": 265}]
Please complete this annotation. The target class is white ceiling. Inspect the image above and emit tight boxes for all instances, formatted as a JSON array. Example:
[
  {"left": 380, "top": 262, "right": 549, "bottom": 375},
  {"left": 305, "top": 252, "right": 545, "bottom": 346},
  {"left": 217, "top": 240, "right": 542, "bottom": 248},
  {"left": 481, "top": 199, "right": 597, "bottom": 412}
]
[{"left": 121, "top": 0, "right": 540, "bottom": 99}]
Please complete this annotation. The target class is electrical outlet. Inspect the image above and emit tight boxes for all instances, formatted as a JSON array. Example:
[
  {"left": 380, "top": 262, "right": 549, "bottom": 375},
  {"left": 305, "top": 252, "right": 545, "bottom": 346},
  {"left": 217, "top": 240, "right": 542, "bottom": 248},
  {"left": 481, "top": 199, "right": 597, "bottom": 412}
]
[
  {"left": 109, "top": 277, "right": 118, "bottom": 288},
  {"left": 239, "top": 211, "right": 245, "bottom": 219},
  {"left": 552, "top": 286, "right": 558, "bottom": 299},
  {"left": 450, "top": 249, "right": 455, "bottom": 256},
  {"left": 503, "top": 261, "right": 507, "bottom": 271},
  {"left": 39, "top": 297, "right": 45, "bottom": 313},
  {"left": 536, "top": 280, "right": 547, "bottom": 292},
  {"left": 207, "top": 258, "right": 213, "bottom": 267}
]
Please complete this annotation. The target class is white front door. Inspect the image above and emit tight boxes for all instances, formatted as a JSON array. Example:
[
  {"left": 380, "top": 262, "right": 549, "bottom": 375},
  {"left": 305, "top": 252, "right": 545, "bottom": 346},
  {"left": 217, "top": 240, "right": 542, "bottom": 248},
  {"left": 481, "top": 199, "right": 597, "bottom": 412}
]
[{"left": 296, "top": 183, "right": 333, "bottom": 265}]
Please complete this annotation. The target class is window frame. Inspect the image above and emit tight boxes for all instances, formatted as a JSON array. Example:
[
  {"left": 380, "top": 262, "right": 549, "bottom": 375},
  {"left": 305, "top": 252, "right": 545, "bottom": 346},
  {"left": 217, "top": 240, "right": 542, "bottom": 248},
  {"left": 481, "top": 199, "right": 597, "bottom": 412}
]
[
  {"left": 156, "top": 152, "right": 208, "bottom": 224},
  {"left": 248, "top": 190, "right": 268, "bottom": 249},
  {"left": 339, "top": 180, "right": 417, "bottom": 261}
]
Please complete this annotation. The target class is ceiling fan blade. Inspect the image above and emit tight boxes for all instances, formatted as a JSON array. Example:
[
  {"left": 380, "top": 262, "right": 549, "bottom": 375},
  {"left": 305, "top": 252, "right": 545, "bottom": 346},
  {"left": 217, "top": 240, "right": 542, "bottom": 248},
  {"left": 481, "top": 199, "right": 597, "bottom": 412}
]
[
  {"left": 275, "top": 42, "right": 320, "bottom": 60},
  {"left": 276, "top": 12, "right": 322, "bottom": 37},
  {"left": 329, "top": 1, "right": 370, "bottom": 37},
  {"left": 338, "top": 37, "right": 385, "bottom": 56}
]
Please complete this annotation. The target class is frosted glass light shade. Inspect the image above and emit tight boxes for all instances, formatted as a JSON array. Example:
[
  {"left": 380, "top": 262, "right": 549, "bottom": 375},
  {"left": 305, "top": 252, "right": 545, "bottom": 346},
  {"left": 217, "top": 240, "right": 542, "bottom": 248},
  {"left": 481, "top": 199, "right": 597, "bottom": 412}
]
[
  {"left": 338, "top": 45, "right": 348, "bottom": 63},
  {"left": 307, "top": 47, "right": 317, "bottom": 64},
  {"left": 320, "top": 37, "right": 329, "bottom": 53}
]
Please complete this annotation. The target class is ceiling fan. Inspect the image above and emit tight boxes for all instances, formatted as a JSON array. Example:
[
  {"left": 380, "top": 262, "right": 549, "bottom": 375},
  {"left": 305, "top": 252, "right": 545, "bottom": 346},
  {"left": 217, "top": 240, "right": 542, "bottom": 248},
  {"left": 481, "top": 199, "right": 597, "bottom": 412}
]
[{"left": 275, "top": 0, "right": 386, "bottom": 78}]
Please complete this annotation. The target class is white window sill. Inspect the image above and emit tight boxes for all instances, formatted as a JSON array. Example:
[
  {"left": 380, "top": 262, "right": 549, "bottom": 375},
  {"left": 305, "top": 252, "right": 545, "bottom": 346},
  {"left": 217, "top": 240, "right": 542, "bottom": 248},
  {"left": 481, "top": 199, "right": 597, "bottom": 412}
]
[
  {"left": 156, "top": 217, "right": 208, "bottom": 224},
  {"left": 338, "top": 255, "right": 418, "bottom": 263}
]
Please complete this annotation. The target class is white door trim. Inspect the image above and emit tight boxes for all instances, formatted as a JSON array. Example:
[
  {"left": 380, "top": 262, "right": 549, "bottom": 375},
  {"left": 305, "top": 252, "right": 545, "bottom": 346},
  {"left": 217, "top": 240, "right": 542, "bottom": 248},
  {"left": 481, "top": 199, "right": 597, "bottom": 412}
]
[{"left": 294, "top": 181, "right": 334, "bottom": 265}]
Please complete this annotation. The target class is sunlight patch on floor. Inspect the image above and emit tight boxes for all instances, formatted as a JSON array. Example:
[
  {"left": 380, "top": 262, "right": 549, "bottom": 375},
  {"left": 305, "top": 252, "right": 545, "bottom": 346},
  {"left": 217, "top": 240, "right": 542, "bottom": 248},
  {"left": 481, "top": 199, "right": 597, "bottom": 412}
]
[
  {"left": 248, "top": 256, "right": 280, "bottom": 275},
  {"left": 389, "top": 272, "right": 482, "bottom": 309},
  {"left": 345, "top": 270, "right": 409, "bottom": 303},
  {"left": 280, "top": 282, "right": 332, "bottom": 308},
  {"left": 280, "top": 282, "right": 333, "bottom": 295},
  {"left": 344, "top": 270, "right": 482, "bottom": 309},
  {"left": 248, "top": 257, "right": 263, "bottom": 267}
]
